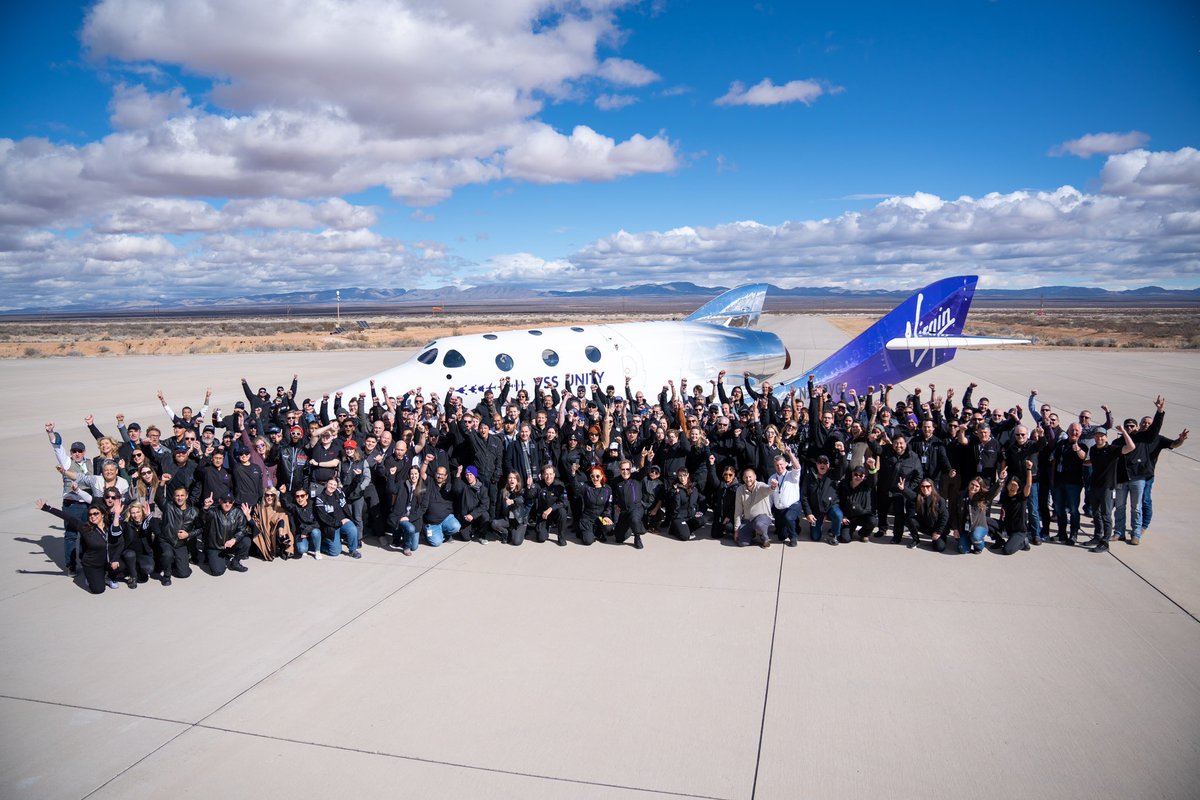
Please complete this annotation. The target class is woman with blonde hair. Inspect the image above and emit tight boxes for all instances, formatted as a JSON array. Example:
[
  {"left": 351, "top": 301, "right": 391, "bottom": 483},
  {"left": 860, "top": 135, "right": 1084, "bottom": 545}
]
[{"left": 253, "top": 486, "right": 295, "bottom": 561}]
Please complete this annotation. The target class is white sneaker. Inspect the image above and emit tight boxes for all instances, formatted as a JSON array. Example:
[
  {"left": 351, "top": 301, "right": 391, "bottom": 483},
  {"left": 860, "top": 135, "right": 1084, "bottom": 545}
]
[
  {"left": 314, "top": 552, "right": 323, "bottom": 560},
  {"left": 105, "top": 579, "right": 120, "bottom": 589}
]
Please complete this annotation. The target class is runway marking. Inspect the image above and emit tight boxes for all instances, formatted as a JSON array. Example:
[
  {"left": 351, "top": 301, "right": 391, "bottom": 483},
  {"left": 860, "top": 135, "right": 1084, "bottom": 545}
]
[{"left": 750, "top": 540, "right": 786, "bottom": 800}]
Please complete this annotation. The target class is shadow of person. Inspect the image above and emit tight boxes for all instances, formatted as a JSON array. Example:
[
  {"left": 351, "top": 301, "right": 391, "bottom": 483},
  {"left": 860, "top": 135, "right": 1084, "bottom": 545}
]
[{"left": 15, "top": 534, "right": 65, "bottom": 570}]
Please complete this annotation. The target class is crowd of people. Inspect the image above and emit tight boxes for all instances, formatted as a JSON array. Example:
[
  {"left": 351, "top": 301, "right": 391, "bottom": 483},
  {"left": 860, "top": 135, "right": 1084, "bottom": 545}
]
[{"left": 38, "top": 370, "right": 1188, "bottom": 594}]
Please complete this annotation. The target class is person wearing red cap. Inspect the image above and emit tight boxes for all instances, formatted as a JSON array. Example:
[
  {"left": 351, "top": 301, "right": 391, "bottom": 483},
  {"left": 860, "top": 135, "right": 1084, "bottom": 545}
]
[{"left": 339, "top": 439, "right": 369, "bottom": 541}]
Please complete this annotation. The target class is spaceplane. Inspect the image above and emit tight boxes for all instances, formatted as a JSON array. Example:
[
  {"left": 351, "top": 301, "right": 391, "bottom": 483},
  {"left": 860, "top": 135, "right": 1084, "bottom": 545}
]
[{"left": 333, "top": 275, "right": 1026, "bottom": 403}]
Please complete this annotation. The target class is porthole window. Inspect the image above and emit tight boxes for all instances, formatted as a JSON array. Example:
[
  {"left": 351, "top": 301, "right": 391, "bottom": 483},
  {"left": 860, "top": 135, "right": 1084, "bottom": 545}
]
[
  {"left": 528, "top": 329, "right": 543, "bottom": 336},
  {"left": 495, "top": 353, "right": 514, "bottom": 371},
  {"left": 483, "top": 334, "right": 498, "bottom": 340},
  {"left": 571, "top": 327, "right": 584, "bottom": 332},
  {"left": 417, "top": 348, "right": 438, "bottom": 365},
  {"left": 542, "top": 349, "right": 559, "bottom": 367},
  {"left": 585, "top": 345, "right": 601, "bottom": 363},
  {"left": 443, "top": 349, "right": 466, "bottom": 368}
]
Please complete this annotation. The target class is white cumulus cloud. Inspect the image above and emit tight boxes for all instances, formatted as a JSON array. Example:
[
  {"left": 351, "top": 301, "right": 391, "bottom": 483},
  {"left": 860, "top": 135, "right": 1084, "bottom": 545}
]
[
  {"left": 715, "top": 78, "right": 841, "bottom": 107},
  {"left": 504, "top": 124, "right": 677, "bottom": 183},
  {"left": 1050, "top": 131, "right": 1150, "bottom": 158}
]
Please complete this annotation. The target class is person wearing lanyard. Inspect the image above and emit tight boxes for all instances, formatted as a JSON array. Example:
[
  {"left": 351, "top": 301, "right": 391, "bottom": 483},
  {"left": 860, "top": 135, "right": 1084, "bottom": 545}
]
[{"left": 767, "top": 451, "right": 804, "bottom": 546}]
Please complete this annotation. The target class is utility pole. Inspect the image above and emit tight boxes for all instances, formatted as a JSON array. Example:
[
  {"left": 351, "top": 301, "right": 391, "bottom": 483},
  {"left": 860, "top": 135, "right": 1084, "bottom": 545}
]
[{"left": 336, "top": 290, "right": 341, "bottom": 325}]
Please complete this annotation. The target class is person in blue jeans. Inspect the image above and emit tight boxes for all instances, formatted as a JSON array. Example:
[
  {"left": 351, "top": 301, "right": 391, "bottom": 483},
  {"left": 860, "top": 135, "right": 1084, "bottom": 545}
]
[
  {"left": 422, "top": 465, "right": 461, "bottom": 547},
  {"left": 960, "top": 475, "right": 1000, "bottom": 554},
  {"left": 388, "top": 466, "right": 427, "bottom": 555},
  {"left": 314, "top": 478, "right": 361, "bottom": 558}
]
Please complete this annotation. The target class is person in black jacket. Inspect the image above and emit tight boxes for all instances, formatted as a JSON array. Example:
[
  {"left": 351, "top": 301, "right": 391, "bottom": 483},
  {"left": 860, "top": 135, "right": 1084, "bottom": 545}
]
[
  {"left": 1084, "top": 426, "right": 1135, "bottom": 553},
  {"left": 120, "top": 500, "right": 158, "bottom": 587},
  {"left": 314, "top": 478, "right": 362, "bottom": 558},
  {"left": 837, "top": 460, "right": 877, "bottom": 542},
  {"left": 200, "top": 493, "right": 252, "bottom": 574},
  {"left": 36, "top": 499, "right": 120, "bottom": 594},
  {"left": 1114, "top": 398, "right": 1164, "bottom": 544},
  {"left": 801, "top": 455, "right": 844, "bottom": 545},
  {"left": 387, "top": 465, "right": 427, "bottom": 554},
  {"left": 282, "top": 486, "right": 322, "bottom": 558},
  {"left": 1139, "top": 414, "right": 1188, "bottom": 534},
  {"left": 706, "top": 459, "right": 739, "bottom": 540},
  {"left": 666, "top": 467, "right": 705, "bottom": 541},
  {"left": 913, "top": 478, "right": 950, "bottom": 551},
  {"left": 530, "top": 464, "right": 569, "bottom": 545},
  {"left": 576, "top": 467, "right": 615, "bottom": 545},
  {"left": 455, "top": 466, "right": 492, "bottom": 542},
  {"left": 491, "top": 471, "right": 533, "bottom": 545},
  {"left": 878, "top": 435, "right": 923, "bottom": 545},
  {"left": 159, "top": 486, "right": 200, "bottom": 583}
]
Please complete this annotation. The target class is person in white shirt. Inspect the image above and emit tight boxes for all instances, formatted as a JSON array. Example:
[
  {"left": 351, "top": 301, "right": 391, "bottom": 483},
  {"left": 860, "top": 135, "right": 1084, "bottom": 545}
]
[{"left": 767, "top": 451, "right": 804, "bottom": 546}]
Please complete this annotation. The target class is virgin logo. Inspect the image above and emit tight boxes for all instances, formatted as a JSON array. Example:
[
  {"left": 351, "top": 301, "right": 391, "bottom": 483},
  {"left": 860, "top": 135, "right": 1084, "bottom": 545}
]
[{"left": 904, "top": 292, "right": 956, "bottom": 367}]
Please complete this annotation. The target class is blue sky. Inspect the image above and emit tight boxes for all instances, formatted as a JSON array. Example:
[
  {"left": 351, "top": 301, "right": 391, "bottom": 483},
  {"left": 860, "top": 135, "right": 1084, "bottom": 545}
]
[{"left": 1, "top": 0, "right": 1198, "bottom": 309}]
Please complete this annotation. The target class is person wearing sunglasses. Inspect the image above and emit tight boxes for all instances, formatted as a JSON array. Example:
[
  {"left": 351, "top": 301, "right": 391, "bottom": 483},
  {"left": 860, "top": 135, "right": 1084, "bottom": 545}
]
[
  {"left": 912, "top": 478, "right": 949, "bottom": 552},
  {"left": 200, "top": 492, "right": 252, "bottom": 574},
  {"left": 35, "top": 497, "right": 122, "bottom": 594}
]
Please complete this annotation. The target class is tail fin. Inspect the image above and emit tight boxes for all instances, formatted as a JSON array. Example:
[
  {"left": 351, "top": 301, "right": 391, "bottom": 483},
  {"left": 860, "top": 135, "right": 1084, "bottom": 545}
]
[
  {"left": 778, "top": 275, "right": 1003, "bottom": 393},
  {"left": 685, "top": 284, "right": 768, "bottom": 328}
]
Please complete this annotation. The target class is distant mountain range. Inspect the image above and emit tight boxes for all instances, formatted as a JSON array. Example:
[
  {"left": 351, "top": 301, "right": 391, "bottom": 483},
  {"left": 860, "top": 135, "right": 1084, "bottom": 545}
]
[{"left": 6, "top": 281, "right": 1198, "bottom": 316}]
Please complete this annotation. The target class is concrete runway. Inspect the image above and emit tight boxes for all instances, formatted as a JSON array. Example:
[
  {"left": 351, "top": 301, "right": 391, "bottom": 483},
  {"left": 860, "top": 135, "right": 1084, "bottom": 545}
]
[{"left": 1, "top": 315, "right": 1198, "bottom": 800}]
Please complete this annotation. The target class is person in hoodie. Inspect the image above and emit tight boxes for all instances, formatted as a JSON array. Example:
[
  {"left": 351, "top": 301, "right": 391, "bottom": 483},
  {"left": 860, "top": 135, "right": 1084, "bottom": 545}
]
[
  {"left": 837, "top": 460, "right": 878, "bottom": 542},
  {"left": 314, "top": 477, "right": 362, "bottom": 558},
  {"left": 454, "top": 466, "right": 492, "bottom": 542}
]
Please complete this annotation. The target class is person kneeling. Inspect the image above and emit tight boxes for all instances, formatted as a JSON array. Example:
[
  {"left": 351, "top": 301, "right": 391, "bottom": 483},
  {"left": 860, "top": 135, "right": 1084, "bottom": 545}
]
[{"left": 201, "top": 492, "right": 252, "bottom": 574}]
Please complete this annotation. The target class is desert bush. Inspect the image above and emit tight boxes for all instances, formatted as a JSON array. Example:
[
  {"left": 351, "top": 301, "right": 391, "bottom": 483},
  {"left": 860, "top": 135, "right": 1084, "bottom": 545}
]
[{"left": 23, "top": 346, "right": 39, "bottom": 357}]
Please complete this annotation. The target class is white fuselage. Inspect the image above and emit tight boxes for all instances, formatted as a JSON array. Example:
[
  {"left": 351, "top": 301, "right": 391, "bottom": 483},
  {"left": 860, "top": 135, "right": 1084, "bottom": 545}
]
[{"left": 334, "top": 320, "right": 787, "bottom": 405}]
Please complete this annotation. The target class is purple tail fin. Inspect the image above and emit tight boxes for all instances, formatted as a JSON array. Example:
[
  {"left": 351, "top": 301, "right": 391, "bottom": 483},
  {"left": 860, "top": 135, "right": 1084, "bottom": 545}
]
[{"left": 778, "top": 275, "right": 979, "bottom": 394}]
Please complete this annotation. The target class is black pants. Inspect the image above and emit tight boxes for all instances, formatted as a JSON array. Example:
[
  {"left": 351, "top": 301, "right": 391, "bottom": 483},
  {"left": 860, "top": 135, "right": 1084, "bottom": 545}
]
[
  {"left": 490, "top": 518, "right": 528, "bottom": 545},
  {"left": 614, "top": 510, "right": 646, "bottom": 542},
  {"left": 668, "top": 517, "right": 703, "bottom": 541},
  {"left": 710, "top": 516, "right": 733, "bottom": 539},
  {"left": 80, "top": 562, "right": 108, "bottom": 594},
  {"left": 158, "top": 541, "right": 193, "bottom": 578},
  {"left": 461, "top": 512, "right": 492, "bottom": 540},
  {"left": 534, "top": 509, "right": 567, "bottom": 543},
  {"left": 121, "top": 548, "right": 155, "bottom": 582},
  {"left": 577, "top": 515, "right": 614, "bottom": 545},
  {"left": 886, "top": 496, "right": 917, "bottom": 541},
  {"left": 843, "top": 513, "right": 874, "bottom": 540},
  {"left": 206, "top": 538, "right": 251, "bottom": 575}
]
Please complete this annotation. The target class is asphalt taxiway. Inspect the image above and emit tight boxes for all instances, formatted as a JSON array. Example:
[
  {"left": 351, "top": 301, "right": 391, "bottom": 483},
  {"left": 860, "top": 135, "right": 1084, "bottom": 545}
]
[{"left": 1, "top": 315, "right": 1197, "bottom": 799}]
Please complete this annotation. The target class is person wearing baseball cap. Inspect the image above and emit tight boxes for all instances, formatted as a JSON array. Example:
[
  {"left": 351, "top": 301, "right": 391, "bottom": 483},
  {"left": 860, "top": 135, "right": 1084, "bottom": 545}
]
[{"left": 200, "top": 491, "right": 252, "bottom": 574}]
